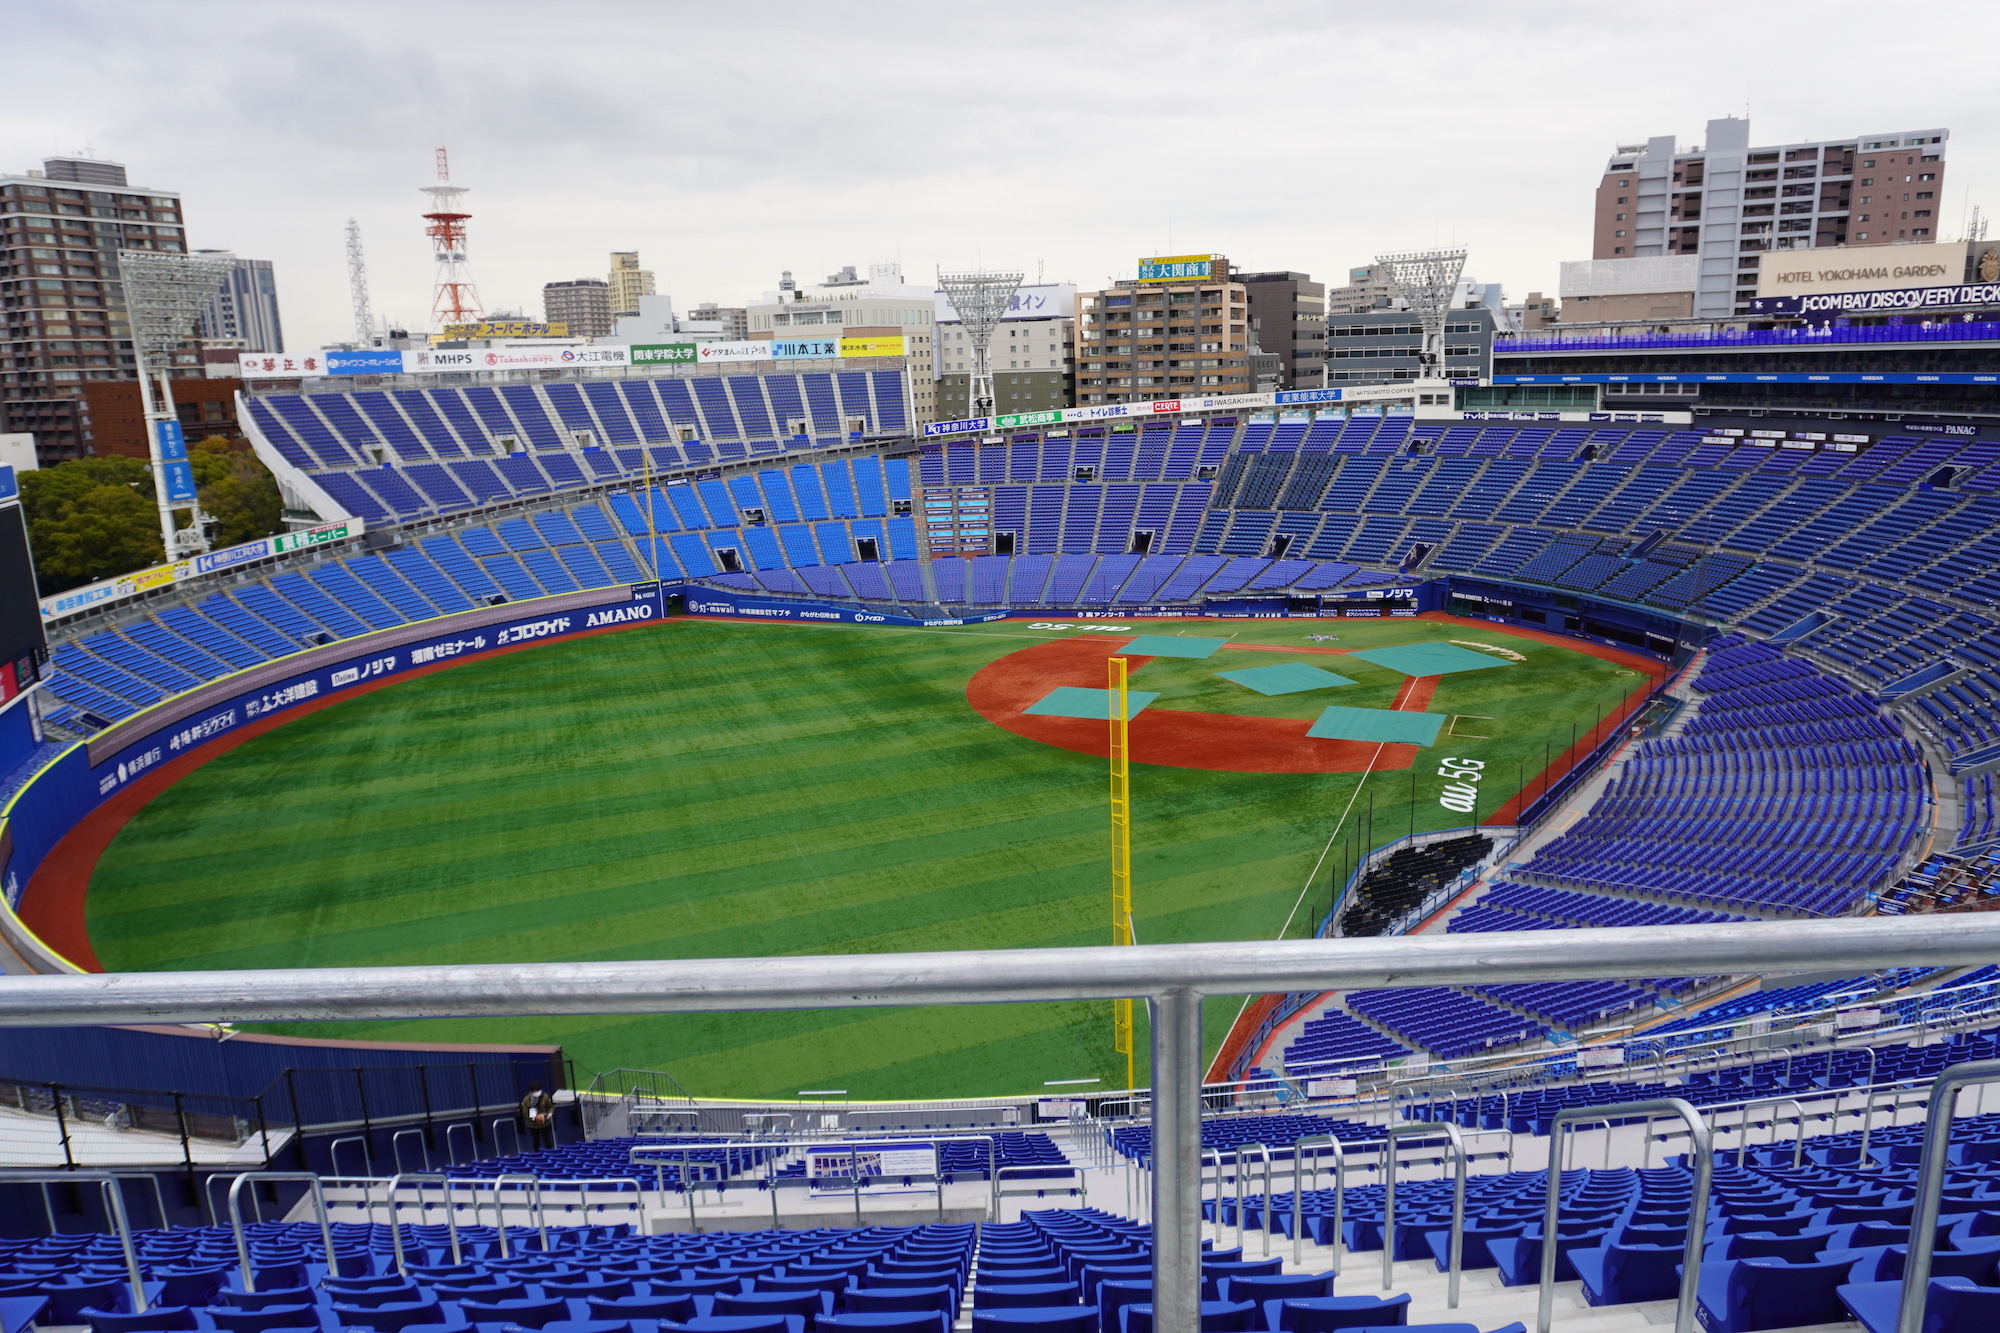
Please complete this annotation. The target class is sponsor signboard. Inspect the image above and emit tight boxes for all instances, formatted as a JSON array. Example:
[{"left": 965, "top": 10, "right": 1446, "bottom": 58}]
[
  {"left": 806, "top": 1144, "right": 938, "bottom": 1195},
  {"left": 326, "top": 349, "right": 406, "bottom": 375},
  {"left": 683, "top": 589, "right": 1006, "bottom": 628},
  {"left": 630, "top": 342, "right": 699, "bottom": 364},
  {"left": 839, "top": 335, "right": 907, "bottom": 358},
  {"left": 699, "top": 341, "right": 778, "bottom": 362},
  {"left": 1137, "top": 254, "right": 1219, "bottom": 283},
  {"left": 238, "top": 352, "right": 327, "bottom": 379},
  {"left": 1757, "top": 241, "right": 1968, "bottom": 298},
  {"left": 1750, "top": 281, "right": 2000, "bottom": 320},
  {"left": 1307, "top": 1078, "right": 1358, "bottom": 1097},
  {"left": 439, "top": 320, "right": 569, "bottom": 340},
  {"left": 40, "top": 518, "right": 365, "bottom": 620}
]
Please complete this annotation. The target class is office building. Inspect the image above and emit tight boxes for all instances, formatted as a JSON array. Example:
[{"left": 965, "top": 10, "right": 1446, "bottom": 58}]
[
  {"left": 543, "top": 278, "right": 612, "bottom": 338},
  {"left": 608, "top": 251, "right": 655, "bottom": 318},
  {"left": 694, "top": 302, "right": 748, "bottom": 340},
  {"left": 1237, "top": 270, "right": 1326, "bottom": 389},
  {"left": 1326, "top": 263, "right": 1400, "bottom": 315},
  {"left": 194, "top": 252, "right": 284, "bottom": 353},
  {"left": 1326, "top": 303, "right": 1502, "bottom": 385},
  {"left": 1, "top": 157, "right": 191, "bottom": 463},
  {"left": 747, "top": 262, "right": 938, "bottom": 423},
  {"left": 1558, "top": 255, "right": 1700, "bottom": 323},
  {"left": 1074, "top": 256, "right": 1252, "bottom": 405},
  {"left": 934, "top": 283, "right": 1074, "bottom": 419},
  {"left": 1591, "top": 117, "right": 1948, "bottom": 318}
]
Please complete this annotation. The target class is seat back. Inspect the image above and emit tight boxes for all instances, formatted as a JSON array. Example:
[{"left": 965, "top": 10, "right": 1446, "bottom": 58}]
[{"left": 1728, "top": 1259, "right": 1852, "bottom": 1330}]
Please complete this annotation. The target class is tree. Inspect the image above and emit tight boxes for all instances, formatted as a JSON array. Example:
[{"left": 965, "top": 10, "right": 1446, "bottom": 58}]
[
  {"left": 19, "top": 456, "right": 164, "bottom": 593},
  {"left": 17, "top": 437, "right": 284, "bottom": 594},
  {"left": 190, "top": 435, "right": 283, "bottom": 548}
]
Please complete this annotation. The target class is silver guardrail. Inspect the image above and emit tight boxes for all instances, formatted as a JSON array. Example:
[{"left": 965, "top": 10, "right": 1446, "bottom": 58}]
[{"left": 4, "top": 914, "right": 1999, "bottom": 1333}]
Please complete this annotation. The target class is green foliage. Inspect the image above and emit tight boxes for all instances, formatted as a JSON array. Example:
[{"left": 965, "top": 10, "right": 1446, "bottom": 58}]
[
  {"left": 15, "top": 439, "right": 284, "bottom": 594},
  {"left": 19, "top": 456, "right": 163, "bottom": 593},
  {"left": 190, "top": 436, "right": 283, "bottom": 549}
]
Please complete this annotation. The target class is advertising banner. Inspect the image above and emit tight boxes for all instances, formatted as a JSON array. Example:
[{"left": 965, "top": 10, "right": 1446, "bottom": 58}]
[
  {"left": 1750, "top": 281, "right": 2000, "bottom": 321},
  {"left": 839, "top": 335, "right": 907, "bottom": 358},
  {"left": 40, "top": 518, "right": 365, "bottom": 620},
  {"left": 806, "top": 1144, "right": 938, "bottom": 1195},
  {"left": 1137, "top": 254, "right": 1218, "bottom": 283},
  {"left": 326, "top": 349, "right": 406, "bottom": 376},
  {"left": 238, "top": 352, "right": 328, "bottom": 379},
  {"left": 158, "top": 460, "right": 199, "bottom": 504},
  {"left": 630, "top": 343, "right": 699, "bottom": 365},
  {"left": 452, "top": 346, "right": 630, "bottom": 371},
  {"left": 440, "top": 321, "right": 569, "bottom": 340},
  {"left": 682, "top": 589, "right": 1007, "bottom": 628},
  {"left": 697, "top": 342, "right": 776, "bottom": 363},
  {"left": 922, "top": 387, "right": 1357, "bottom": 438}
]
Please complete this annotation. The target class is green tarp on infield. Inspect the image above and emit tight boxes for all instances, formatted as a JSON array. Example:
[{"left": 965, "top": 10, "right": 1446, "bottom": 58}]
[
  {"left": 1306, "top": 706, "right": 1447, "bottom": 745},
  {"left": 1023, "top": 686, "right": 1161, "bottom": 720},
  {"left": 1347, "top": 642, "right": 1509, "bottom": 676},
  {"left": 1215, "top": 662, "right": 1356, "bottom": 696},
  {"left": 1121, "top": 634, "right": 1230, "bottom": 659}
]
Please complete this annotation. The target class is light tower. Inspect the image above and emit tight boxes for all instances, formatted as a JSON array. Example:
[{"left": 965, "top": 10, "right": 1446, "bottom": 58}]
[
  {"left": 1374, "top": 248, "right": 1467, "bottom": 381},
  {"left": 345, "top": 218, "right": 375, "bottom": 345},
  {"left": 936, "top": 268, "right": 1025, "bottom": 417},
  {"left": 421, "top": 147, "right": 481, "bottom": 329},
  {"left": 116, "top": 249, "right": 234, "bottom": 559}
]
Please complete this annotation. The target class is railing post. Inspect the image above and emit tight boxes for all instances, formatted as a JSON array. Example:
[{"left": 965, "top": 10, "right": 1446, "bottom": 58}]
[
  {"left": 1150, "top": 988, "right": 1202, "bottom": 1333},
  {"left": 1898, "top": 1058, "right": 2000, "bottom": 1333},
  {"left": 1541, "top": 1098, "right": 1710, "bottom": 1333}
]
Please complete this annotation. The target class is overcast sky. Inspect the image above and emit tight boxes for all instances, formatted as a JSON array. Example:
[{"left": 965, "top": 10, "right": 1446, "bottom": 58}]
[{"left": 9, "top": 1, "right": 1997, "bottom": 349}]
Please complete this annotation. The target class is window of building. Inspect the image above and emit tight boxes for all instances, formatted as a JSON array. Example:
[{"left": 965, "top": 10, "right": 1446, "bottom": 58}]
[{"left": 1614, "top": 246, "right": 1625, "bottom": 254}]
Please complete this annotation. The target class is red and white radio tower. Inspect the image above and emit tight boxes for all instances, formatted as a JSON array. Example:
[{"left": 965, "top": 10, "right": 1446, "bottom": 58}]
[{"left": 421, "top": 147, "right": 482, "bottom": 328}]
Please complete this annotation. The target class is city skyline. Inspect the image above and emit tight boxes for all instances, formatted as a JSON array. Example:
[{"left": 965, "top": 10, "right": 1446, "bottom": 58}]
[{"left": 5, "top": 0, "right": 1993, "bottom": 351}]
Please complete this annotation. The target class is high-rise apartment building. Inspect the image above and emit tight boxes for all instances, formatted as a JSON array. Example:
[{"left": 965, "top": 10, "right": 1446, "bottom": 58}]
[
  {"left": 746, "top": 262, "right": 939, "bottom": 423},
  {"left": 1074, "top": 257, "right": 1252, "bottom": 405},
  {"left": 607, "top": 251, "right": 655, "bottom": 319},
  {"left": 543, "top": 278, "right": 611, "bottom": 337},
  {"left": 1237, "top": 270, "right": 1325, "bottom": 390},
  {"left": 1, "top": 157, "right": 192, "bottom": 463},
  {"left": 1591, "top": 117, "right": 1948, "bottom": 318},
  {"left": 194, "top": 252, "right": 284, "bottom": 353}
]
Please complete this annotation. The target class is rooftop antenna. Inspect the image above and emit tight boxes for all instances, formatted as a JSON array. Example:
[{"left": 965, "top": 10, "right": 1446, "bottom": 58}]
[
  {"left": 421, "top": 146, "right": 481, "bottom": 328},
  {"left": 936, "top": 268, "right": 1025, "bottom": 417},
  {"left": 345, "top": 218, "right": 375, "bottom": 345},
  {"left": 1375, "top": 247, "right": 1468, "bottom": 380}
]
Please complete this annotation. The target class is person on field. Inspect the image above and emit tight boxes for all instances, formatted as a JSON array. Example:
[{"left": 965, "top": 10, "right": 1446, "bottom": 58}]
[{"left": 521, "top": 1082, "right": 556, "bottom": 1149}]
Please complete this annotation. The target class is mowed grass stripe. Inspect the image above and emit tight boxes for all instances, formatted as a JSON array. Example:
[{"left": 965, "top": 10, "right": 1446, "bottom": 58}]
[{"left": 88, "top": 618, "right": 1631, "bottom": 1097}]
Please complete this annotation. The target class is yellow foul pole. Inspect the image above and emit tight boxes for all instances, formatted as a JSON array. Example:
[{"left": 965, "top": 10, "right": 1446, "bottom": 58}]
[{"left": 1109, "top": 655, "right": 1134, "bottom": 1091}]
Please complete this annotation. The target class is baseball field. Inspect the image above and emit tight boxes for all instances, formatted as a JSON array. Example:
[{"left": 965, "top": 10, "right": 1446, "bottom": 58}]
[{"left": 80, "top": 613, "right": 1655, "bottom": 1100}]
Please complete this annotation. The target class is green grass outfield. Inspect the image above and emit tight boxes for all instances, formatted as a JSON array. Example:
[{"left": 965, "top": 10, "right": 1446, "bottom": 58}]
[{"left": 85, "top": 615, "right": 1642, "bottom": 1100}]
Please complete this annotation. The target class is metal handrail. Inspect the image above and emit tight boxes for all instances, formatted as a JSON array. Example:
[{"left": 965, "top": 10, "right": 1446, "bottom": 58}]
[
  {"left": 1729, "top": 1096, "right": 1807, "bottom": 1170},
  {"left": 7, "top": 915, "right": 2000, "bottom": 1333},
  {"left": 226, "top": 1172, "right": 339, "bottom": 1290},
  {"left": 1540, "top": 1099, "right": 1712, "bottom": 1333},
  {"left": 1899, "top": 1058, "right": 2000, "bottom": 1333},
  {"left": 391, "top": 1127, "right": 429, "bottom": 1174},
  {"left": 1232, "top": 1142, "right": 1270, "bottom": 1253},
  {"left": 488, "top": 1173, "right": 549, "bottom": 1254},
  {"left": 385, "top": 1172, "right": 461, "bottom": 1271},
  {"left": 0, "top": 1171, "right": 144, "bottom": 1311},
  {"left": 1379, "top": 1122, "right": 1467, "bottom": 1307}
]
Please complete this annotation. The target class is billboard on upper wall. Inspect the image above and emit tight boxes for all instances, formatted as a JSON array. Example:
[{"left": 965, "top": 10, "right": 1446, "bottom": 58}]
[
  {"left": 1137, "top": 254, "right": 1220, "bottom": 283},
  {"left": 39, "top": 517, "right": 365, "bottom": 621}
]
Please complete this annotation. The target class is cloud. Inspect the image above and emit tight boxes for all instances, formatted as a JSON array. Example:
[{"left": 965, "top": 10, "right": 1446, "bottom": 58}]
[{"left": 5, "top": 0, "right": 1988, "bottom": 347}]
